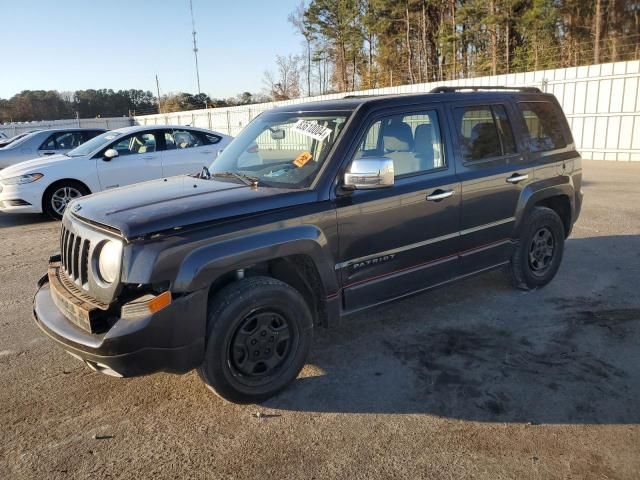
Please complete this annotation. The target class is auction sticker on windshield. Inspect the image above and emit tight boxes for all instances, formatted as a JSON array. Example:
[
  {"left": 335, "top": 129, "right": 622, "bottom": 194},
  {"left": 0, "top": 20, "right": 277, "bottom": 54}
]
[{"left": 292, "top": 120, "right": 332, "bottom": 142}]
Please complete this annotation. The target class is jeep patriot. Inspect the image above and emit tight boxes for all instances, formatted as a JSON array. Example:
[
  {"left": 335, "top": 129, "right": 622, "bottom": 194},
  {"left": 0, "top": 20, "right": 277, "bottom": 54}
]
[{"left": 33, "top": 87, "right": 583, "bottom": 403}]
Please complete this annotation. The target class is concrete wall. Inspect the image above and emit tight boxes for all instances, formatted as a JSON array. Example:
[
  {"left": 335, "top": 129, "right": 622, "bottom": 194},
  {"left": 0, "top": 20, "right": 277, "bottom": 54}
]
[{"left": 135, "top": 60, "right": 640, "bottom": 161}]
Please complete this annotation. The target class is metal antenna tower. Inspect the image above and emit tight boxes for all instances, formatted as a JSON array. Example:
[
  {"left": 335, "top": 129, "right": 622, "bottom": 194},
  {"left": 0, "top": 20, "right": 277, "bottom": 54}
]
[{"left": 189, "top": 0, "right": 202, "bottom": 97}]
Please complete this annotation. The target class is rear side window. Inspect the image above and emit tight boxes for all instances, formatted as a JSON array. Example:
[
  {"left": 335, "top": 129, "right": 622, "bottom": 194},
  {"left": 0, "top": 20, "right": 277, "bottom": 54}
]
[
  {"left": 518, "top": 102, "right": 567, "bottom": 152},
  {"left": 83, "top": 130, "right": 103, "bottom": 141},
  {"left": 40, "top": 131, "right": 85, "bottom": 151},
  {"left": 454, "top": 105, "right": 517, "bottom": 161}
]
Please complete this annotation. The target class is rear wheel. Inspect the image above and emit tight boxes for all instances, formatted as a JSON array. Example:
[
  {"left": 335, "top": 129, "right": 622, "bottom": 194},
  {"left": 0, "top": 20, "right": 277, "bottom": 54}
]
[
  {"left": 510, "top": 206, "right": 565, "bottom": 290},
  {"left": 43, "top": 180, "right": 89, "bottom": 220},
  {"left": 198, "top": 276, "right": 313, "bottom": 404}
]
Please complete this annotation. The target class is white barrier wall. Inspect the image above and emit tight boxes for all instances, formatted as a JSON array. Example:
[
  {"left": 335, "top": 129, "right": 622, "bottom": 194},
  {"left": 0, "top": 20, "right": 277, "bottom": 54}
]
[
  {"left": 135, "top": 60, "right": 640, "bottom": 161},
  {"left": 0, "top": 117, "right": 133, "bottom": 138}
]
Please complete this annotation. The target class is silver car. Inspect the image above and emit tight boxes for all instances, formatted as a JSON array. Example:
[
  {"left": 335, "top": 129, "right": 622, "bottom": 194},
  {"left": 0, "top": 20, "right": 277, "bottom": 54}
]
[{"left": 0, "top": 128, "right": 105, "bottom": 170}]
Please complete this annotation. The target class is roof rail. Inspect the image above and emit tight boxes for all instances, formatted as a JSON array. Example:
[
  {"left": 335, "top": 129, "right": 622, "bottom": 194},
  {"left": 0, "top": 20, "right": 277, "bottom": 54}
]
[{"left": 430, "top": 85, "right": 542, "bottom": 93}]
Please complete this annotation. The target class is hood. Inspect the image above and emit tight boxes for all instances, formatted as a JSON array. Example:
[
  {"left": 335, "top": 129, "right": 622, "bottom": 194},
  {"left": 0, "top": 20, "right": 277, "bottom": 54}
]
[
  {"left": 69, "top": 175, "right": 316, "bottom": 239},
  {"left": 0, "top": 154, "right": 72, "bottom": 177}
]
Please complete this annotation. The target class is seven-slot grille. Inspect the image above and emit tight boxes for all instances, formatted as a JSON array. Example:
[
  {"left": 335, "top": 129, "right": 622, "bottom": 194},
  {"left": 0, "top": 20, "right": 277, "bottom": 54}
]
[{"left": 60, "top": 224, "right": 91, "bottom": 288}]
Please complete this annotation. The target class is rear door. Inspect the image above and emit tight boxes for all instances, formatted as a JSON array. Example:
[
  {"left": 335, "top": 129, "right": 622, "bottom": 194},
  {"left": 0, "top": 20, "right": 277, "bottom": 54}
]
[
  {"left": 449, "top": 100, "right": 533, "bottom": 273},
  {"left": 95, "top": 130, "right": 163, "bottom": 190},
  {"left": 161, "top": 128, "right": 220, "bottom": 177},
  {"left": 335, "top": 104, "right": 461, "bottom": 312}
]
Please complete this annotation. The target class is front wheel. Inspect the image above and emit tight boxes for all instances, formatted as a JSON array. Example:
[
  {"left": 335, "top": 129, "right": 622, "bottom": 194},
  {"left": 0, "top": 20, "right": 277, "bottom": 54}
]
[
  {"left": 198, "top": 276, "right": 313, "bottom": 404},
  {"left": 509, "top": 206, "right": 565, "bottom": 290},
  {"left": 42, "top": 181, "right": 89, "bottom": 220}
]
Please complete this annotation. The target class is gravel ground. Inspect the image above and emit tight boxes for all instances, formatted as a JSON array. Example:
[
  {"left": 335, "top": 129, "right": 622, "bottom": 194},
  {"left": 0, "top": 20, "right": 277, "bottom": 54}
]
[{"left": 1, "top": 160, "right": 639, "bottom": 479}]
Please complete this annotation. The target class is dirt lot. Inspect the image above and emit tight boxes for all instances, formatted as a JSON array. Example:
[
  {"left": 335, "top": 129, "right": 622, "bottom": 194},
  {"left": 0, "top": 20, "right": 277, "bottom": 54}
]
[{"left": 1, "top": 160, "right": 639, "bottom": 479}]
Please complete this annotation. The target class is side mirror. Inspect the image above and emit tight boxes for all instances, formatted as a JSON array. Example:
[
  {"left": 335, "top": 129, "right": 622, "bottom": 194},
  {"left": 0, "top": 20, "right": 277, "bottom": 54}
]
[
  {"left": 344, "top": 157, "right": 394, "bottom": 189},
  {"left": 103, "top": 148, "right": 119, "bottom": 161},
  {"left": 270, "top": 129, "right": 285, "bottom": 140}
]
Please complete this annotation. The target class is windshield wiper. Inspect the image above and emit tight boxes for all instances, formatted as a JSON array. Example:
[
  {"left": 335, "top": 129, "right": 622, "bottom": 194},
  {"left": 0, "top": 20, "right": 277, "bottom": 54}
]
[{"left": 211, "top": 171, "right": 259, "bottom": 187}]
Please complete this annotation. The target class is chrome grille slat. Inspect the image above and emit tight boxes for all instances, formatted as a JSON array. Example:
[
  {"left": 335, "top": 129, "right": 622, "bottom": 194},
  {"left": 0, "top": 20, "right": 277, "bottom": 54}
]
[
  {"left": 80, "top": 239, "right": 90, "bottom": 286},
  {"left": 72, "top": 235, "right": 81, "bottom": 281},
  {"left": 60, "top": 226, "right": 92, "bottom": 290}
]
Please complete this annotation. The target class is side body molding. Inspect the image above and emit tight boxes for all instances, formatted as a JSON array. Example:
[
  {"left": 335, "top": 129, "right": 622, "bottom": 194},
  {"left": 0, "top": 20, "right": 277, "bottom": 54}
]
[{"left": 173, "top": 225, "right": 339, "bottom": 295}]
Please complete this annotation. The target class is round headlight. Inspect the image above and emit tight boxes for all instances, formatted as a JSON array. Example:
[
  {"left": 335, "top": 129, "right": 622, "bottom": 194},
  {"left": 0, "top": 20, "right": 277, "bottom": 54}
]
[{"left": 97, "top": 241, "right": 122, "bottom": 284}]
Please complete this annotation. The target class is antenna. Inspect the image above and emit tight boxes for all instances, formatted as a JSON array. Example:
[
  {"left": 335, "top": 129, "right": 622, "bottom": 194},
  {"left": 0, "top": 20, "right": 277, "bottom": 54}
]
[{"left": 189, "top": 0, "right": 203, "bottom": 101}]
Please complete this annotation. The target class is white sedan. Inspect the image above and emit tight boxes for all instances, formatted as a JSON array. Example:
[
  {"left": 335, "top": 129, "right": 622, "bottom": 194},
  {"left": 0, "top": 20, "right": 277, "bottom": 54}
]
[
  {"left": 0, "top": 128, "right": 106, "bottom": 169},
  {"left": 0, "top": 125, "right": 232, "bottom": 218}
]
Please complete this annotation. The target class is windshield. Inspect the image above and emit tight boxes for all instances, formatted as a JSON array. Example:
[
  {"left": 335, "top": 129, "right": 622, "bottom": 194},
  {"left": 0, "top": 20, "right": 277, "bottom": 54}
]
[
  {"left": 210, "top": 112, "right": 349, "bottom": 189},
  {"left": 66, "top": 131, "right": 123, "bottom": 157}
]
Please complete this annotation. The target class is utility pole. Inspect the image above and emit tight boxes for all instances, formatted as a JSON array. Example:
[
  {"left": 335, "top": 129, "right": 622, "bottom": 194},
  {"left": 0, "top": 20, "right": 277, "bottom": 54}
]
[
  {"left": 189, "top": 0, "right": 205, "bottom": 108},
  {"left": 156, "top": 74, "right": 162, "bottom": 114}
]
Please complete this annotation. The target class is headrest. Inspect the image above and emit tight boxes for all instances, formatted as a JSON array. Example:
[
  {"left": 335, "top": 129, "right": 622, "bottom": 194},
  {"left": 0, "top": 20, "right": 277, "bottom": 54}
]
[
  {"left": 414, "top": 124, "right": 433, "bottom": 155},
  {"left": 470, "top": 122, "right": 496, "bottom": 142},
  {"left": 383, "top": 120, "right": 413, "bottom": 152}
]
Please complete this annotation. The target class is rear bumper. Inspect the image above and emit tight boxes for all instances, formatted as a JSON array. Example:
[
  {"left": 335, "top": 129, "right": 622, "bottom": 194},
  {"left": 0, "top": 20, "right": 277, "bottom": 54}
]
[{"left": 33, "top": 275, "right": 208, "bottom": 377}]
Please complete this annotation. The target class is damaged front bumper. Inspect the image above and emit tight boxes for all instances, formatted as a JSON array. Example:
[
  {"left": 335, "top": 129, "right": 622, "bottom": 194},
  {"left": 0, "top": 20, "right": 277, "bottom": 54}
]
[{"left": 33, "top": 267, "right": 208, "bottom": 378}]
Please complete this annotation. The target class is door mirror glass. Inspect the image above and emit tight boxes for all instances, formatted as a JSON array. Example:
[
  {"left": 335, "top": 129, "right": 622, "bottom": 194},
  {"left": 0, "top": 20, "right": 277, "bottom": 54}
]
[
  {"left": 103, "top": 148, "right": 119, "bottom": 160},
  {"left": 270, "top": 129, "right": 285, "bottom": 140},
  {"left": 344, "top": 157, "right": 394, "bottom": 189}
]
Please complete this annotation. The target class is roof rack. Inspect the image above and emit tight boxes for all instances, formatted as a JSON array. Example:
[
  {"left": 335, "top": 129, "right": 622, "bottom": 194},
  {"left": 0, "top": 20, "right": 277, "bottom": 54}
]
[{"left": 430, "top": 85, "right": 542, "bottom": 93}]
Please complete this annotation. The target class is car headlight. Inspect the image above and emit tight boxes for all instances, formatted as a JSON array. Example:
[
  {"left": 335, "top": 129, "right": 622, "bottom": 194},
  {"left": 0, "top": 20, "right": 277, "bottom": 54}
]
[
  {"left": 97, "top": 240, "right": 122, "bottom": 284},
  {"left": 0, "top": 173, "right": 44, "bottom": 185}
]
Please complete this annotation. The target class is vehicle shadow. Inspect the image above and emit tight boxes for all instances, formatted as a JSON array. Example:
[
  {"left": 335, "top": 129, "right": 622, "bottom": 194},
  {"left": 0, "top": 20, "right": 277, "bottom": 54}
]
[
  {"left": 265, "top": 234, "right": 640, "bottom": 424},
  {"left": 0, "top": 212, "right": 54, "bottom": 228}
]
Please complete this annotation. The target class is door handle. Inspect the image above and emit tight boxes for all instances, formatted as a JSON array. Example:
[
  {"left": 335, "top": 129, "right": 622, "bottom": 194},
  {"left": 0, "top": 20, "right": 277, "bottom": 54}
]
[
  {"left": 506, "top": 173, "right": 529, "bottom": 184},
  {"left": 142, "top": 156, "right": 157, "bottom": 160},
  {"left": 200, "top": 150, "right": 213, "bottom": 154},
  {"left": 426, "top": 189, "right": 455, "bottom": 202},
  {"left": 42, "top": 151, "right": 55, "bottom": 156}
]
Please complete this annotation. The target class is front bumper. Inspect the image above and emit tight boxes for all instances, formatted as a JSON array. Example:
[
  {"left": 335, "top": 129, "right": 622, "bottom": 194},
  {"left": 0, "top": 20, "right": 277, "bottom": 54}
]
[
  {"left": 0, "top": 181, "right": 44, "bottom": 213},
  {"left": 33, "top": 275, "right": 208, "bottom": 377}
]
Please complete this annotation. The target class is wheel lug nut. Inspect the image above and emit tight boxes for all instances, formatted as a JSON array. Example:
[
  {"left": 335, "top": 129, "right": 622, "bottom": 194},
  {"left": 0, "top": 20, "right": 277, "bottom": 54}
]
[
  {"left": 270, "top": 336, "right": 274, "bottom": 342},
  {"left": 265, "top": 349, "right": 270, "bottom": 354},
  {"left": 251, "top": 339, "right": 257, "bottom": 345},
  {"left": 254, "top": 350, "right": 259, "bottom": 356},
  {"left": 261, "top": 331, "right": 266, "bottom": 336}
]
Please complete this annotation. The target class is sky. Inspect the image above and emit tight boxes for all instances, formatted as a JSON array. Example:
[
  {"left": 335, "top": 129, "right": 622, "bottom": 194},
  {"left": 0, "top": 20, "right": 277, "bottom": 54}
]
[{"left": 0, "top": 0, "right": 303, "bottom": 101}]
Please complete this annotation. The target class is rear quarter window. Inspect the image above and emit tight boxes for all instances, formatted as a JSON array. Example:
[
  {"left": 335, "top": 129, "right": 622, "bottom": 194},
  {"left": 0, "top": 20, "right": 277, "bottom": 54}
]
[{"left": 518, "top": 101, "right": 568, "bottom": 152}]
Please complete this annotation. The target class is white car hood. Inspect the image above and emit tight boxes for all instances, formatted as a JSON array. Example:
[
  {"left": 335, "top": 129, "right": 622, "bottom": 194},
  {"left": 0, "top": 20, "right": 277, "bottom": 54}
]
[{"left": 0, "top": 154, "right": 75, "bottom": 178}]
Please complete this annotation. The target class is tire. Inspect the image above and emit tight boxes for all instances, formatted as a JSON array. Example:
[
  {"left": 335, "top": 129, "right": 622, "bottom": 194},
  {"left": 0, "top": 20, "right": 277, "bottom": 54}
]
[
  {"left": 42, "top": 180, "right": 90, "bottom": 220},
  {"left": 197, "top": 276, "right": 313, "bottom": 404},
  {"left": 510, "top": 206, "right": 565, "bottom": 290}
]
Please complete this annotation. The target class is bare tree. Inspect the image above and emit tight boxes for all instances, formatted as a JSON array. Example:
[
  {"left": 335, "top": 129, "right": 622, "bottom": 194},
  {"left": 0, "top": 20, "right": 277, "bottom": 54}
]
[{"left": 263, "top": 54, "right": 302, "bottom": 100}]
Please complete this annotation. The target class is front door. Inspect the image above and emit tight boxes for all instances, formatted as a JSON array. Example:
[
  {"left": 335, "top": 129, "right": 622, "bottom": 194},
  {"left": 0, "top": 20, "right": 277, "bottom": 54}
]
[
  {"left": 96, "top": 131, "right": 163, "bottom": 190},
  {"left": 449, "top": 101, "right": 533, "bottom": 273},
  {"left": 161, "top": 128, "right": 216, "bottom": 177},
  {"left": 335, "top": 106, "right": 461, "bottom": 312}
]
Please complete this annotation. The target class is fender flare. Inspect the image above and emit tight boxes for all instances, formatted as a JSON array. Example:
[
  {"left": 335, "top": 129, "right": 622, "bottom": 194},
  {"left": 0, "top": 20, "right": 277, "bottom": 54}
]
[
  {"left": 173, "top": 225, "right": 339, "bottom": 295},
  {"left": 513, "top": 177, "right": 575, "bottom": 237}
]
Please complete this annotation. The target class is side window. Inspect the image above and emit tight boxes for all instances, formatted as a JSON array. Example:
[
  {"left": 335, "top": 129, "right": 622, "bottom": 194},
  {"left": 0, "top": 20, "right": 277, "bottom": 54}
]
[
  {"left": 203, "top": 133, "right": 221, "bottom": 145},
  {"left": 492, "top": 105, "right": 516, "bottom": 155},
  {"left": 83, "top": 130, "right": 103, "bottom": 142},
  {"left": 172, "top": 129, "right": 203, "bottom": 149},
  {"left": 164, "top": 131, "right": 177, "bottom": 150},
  {"left": 455, "top": 106, "right": 501, "bottom": 161},
  {"left": 111, "top": 133, "right": 157, "bottom": 156},
  {"left": 518, "top": 102, "right": 567, "bottom": 152},
  {"left": 354, "top": 110, "right": 445, "bottom": 177},
  {"left": 454, "top": 104, "right": 518, "bottom": 161},
  {"left": 40, "top": 132, "right": 84, "bottom": 150}
]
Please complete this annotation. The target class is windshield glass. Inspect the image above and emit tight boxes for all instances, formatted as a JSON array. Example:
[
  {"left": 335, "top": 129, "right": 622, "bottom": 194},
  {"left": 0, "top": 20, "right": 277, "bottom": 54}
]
[
  {"left": 210, "top": 112, "right": 349, "bottom": 189},
  {"left": 66, "top": 131, "right": 123, "bottom": 157}
]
